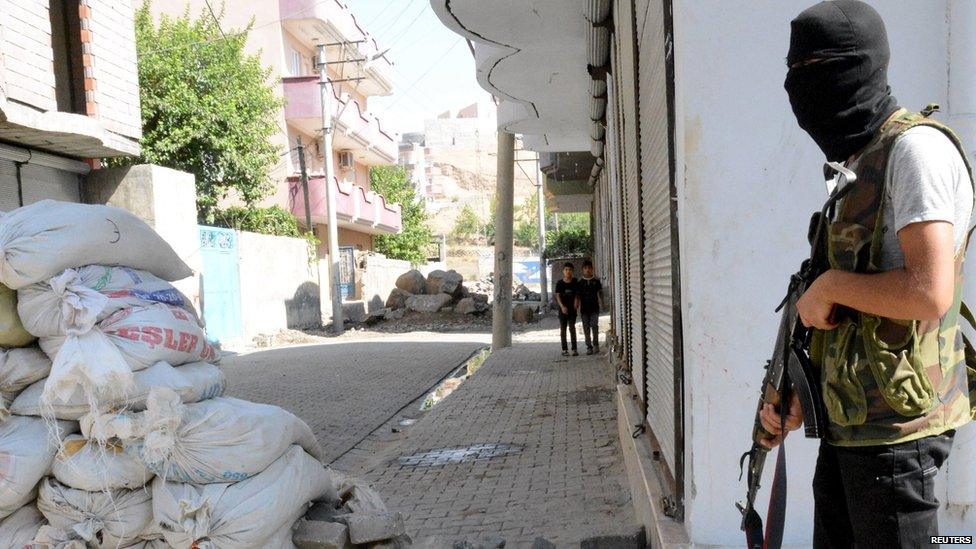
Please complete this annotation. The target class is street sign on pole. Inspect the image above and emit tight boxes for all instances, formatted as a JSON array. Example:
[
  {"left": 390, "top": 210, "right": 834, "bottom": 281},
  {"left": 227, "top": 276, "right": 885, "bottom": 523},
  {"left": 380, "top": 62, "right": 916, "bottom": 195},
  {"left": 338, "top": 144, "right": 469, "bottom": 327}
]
[{"left": 317, "top": 44, "right": 344, "bottom": 333}]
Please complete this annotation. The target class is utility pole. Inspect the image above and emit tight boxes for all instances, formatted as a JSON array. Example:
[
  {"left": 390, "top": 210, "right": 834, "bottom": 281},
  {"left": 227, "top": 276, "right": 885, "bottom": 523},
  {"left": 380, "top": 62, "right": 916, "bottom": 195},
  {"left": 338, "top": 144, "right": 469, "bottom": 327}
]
[
  {"left": 535, "top": 155, "right": 548, "bottom": 304},
  {"left": 492, "top": 126, "right": 515, "bottom": 349},
  {"left": 316, "top": 44, "right": 343, "bottom": 333},
  {"left": 296, "top": 137, "right": 312, "bottom": 231}
]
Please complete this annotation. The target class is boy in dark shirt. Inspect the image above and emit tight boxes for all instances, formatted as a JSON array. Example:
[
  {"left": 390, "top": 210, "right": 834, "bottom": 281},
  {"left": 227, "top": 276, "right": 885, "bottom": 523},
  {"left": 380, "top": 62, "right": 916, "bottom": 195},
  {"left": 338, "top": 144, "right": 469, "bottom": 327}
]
[
  {"left": 578, "top": 260, "right": 604, "bottom": 354},
  {"left": 554, "top": 262, "right": 580, "bottom": 356}
]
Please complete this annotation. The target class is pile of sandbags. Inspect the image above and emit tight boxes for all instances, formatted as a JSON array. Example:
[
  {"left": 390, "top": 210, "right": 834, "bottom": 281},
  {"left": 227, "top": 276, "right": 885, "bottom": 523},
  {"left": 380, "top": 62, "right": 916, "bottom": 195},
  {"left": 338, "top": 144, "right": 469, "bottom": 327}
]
[{"left": 0, "top": 200, "right": 394, "bottom": 548}]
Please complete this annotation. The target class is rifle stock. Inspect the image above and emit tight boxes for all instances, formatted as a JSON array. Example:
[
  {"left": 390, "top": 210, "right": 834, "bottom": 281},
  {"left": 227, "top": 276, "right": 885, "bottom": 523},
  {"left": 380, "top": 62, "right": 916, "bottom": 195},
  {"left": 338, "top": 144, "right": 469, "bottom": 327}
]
[{"left": 737, "top": 162, "right": 856, "bottom": 543}]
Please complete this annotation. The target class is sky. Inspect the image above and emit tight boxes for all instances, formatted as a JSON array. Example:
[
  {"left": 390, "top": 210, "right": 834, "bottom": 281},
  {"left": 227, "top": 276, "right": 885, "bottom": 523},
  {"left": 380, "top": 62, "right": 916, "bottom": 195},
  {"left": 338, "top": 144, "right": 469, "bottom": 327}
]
[{"left": 343, "top": 0, "right": 492, "bottom": 135}]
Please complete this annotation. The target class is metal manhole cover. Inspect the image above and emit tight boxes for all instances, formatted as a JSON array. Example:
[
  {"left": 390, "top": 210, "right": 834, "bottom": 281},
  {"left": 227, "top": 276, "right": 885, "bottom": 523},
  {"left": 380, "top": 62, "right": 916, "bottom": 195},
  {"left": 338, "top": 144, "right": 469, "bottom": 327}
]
[{"left": 397, "top": 443, "right": 522, "bottom": 467}]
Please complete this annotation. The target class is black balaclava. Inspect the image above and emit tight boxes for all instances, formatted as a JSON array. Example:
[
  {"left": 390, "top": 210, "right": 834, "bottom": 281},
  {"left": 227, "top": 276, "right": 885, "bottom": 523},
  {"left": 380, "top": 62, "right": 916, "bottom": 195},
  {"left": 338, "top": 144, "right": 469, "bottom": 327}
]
[{"left": 784, "top": 0, "right": 899, "bottom": 161}]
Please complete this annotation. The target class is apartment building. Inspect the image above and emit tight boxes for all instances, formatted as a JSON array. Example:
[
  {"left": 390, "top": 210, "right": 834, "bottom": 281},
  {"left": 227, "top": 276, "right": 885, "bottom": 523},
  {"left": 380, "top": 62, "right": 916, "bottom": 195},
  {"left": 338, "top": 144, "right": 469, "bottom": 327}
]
[
  {"left": 145, "top": 0, "right": 403, "bottom": 253},
  {"left": 0, "top": 0, "right": 142, "bottom": 208}
]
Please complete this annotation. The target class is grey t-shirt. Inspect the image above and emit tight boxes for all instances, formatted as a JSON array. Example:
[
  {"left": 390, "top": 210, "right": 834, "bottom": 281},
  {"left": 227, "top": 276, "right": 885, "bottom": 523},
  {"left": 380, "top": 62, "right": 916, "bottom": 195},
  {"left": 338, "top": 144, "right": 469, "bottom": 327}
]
[{"left": 846, "top": 125, "right": 974, "bottom": 271}]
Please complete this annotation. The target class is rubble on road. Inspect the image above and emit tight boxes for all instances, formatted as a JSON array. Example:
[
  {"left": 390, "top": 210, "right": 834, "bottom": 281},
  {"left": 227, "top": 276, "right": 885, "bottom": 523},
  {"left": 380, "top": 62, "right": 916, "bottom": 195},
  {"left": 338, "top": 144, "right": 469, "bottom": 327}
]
[{"left": 513, "top": 283, "right": 542, "bottom": 302}]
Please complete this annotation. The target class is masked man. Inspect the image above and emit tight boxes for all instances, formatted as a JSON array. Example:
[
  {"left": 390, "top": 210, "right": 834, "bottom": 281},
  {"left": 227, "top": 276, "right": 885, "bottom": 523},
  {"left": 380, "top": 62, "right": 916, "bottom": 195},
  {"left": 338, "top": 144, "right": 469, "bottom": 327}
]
[{"left": 760, "top": 1, "right": 975, "bottom": 546}]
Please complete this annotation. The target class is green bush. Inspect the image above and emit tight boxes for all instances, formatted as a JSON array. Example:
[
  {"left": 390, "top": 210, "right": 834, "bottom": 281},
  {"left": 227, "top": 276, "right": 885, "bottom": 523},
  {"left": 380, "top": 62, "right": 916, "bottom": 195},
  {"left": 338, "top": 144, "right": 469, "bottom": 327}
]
[
  {"left": 370, "top": 166, "right": 434, "bottom": 265},
  {"left": 545, "top": 227, "right": 593, "bottom": 258}
]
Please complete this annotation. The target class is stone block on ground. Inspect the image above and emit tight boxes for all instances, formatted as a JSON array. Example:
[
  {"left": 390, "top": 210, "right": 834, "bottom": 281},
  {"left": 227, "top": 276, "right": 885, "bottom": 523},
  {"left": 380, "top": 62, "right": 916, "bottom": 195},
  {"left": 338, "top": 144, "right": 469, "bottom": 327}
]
[
  {"left": 453, "top": 536, "right": 506, "bottom": 549},
  {"left": 365, "top": 309, "right": 388, "bottom": 326},
  {"left": 366, "top": 534, "right": 413, "bottom": 548},
  {"left": 293, "top": 519, "right": 353, "bottom": 549},
  {"left": 386, "top": 288, "right": 413, "bottom": 310},
  {"left": 426, "top": 269, "right": 463, "bottom": 297},
  {"left": 342, "top": 301, "right": 367, "bottom": 323},
  {"left": 341, "top": 512, "right": 406, "bottom": 544},
  {"left": 406, "top": 293, "right": 453, "bottom": 313},
  {"left": 339, "top": 478, "right": 388, "bottom": 514},
  {"left": 512, "top": 304, "right": 536, "bottom": 323},
  {"left": 384, "top": 308, "right": 406, "bottom": 321},
  {"left": 396, "top": 270, "right": 426, "bottom": 294},
  {"left": 531, "top": 538, "right": 556, "bottom": 549},
  {"left": 306, "top": 502, "right": 345, "bottom": 523},
  {"left": 455, "top": 297, "right": 477, "bottom": 315},
  {"left": 470, "top": 292, "right": 489, "bottom": 304}
]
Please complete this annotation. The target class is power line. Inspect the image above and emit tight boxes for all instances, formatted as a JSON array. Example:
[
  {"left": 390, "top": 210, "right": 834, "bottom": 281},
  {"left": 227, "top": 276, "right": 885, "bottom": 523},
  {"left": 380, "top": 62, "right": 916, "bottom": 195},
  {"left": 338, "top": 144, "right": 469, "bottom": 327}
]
[
  {"left": 380, "top": 38, "right": 462, "bottom": 114},
  {"left": 203, "top": 0, "right": 227, "bottom": 38},
  {"left": 365, "top": 0, "right": 398, "bottom": 26},
  {"left": 384, "top": 3, "right": 430, "bottom": 48},
  {"left": 373, "top": 0, "right": 417, "bottom": 37}
]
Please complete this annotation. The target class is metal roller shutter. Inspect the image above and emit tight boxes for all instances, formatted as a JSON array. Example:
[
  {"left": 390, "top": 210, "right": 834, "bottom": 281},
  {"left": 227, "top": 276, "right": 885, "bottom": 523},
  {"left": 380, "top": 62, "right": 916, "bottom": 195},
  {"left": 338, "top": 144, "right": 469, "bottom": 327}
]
[
  {"left": 0, "top": 161, "right": 20, "bottom": 212},
  {"left": 20, "top": 163, "right": 81, "bottom": 205},
  {"left": 605, "top": 74, "right": 626, "bottom": 351},
  {"left": 613, "top": 0, "right": 646, "bottom": 406},
  {"left": 636, "top": 0, "right": 683, "bottom": 510}
]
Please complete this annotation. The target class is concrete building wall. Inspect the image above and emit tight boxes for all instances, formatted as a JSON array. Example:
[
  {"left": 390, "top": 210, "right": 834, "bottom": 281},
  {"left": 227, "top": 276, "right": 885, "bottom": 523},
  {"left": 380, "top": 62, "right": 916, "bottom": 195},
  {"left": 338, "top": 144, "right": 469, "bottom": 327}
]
[
  {"left": 672, "top": 1, "right": 953, "bottom": 544},
  {"left": 84, "top": 164, "right": 203, "bottom": 313},
  {"left": 238, "top": 230, "right": 320, "bottom": 337}
]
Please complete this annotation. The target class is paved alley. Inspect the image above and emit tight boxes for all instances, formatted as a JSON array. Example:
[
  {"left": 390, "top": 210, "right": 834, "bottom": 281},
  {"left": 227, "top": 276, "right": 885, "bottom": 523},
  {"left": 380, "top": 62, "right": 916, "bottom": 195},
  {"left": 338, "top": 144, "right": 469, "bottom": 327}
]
[
  {"left": 220, "top": 333, "right": 489, "bottom": 463},
  {"left": 357, "top": 320, "right": 641, "bottom": 546}
]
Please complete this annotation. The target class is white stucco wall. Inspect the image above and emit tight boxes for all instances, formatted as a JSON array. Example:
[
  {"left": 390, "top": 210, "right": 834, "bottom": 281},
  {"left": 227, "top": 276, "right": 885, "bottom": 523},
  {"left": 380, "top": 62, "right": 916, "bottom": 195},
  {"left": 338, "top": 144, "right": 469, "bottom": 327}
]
[{"left": 672, "top": 1, "right": 956, "bottom": 544}]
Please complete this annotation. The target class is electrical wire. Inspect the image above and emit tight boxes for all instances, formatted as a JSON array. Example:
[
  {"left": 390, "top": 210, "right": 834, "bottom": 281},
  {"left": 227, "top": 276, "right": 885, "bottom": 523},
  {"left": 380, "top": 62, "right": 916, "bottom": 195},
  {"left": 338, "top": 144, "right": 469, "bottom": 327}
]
[
  {"left": 379, "top": 38, "right": 462, "bottom": 114},
  {"left": 365, "top": 0, "right": 398, "bottom": 26},
  {"left": 383, "top": 3, "right": 430, "bottom": 49}
]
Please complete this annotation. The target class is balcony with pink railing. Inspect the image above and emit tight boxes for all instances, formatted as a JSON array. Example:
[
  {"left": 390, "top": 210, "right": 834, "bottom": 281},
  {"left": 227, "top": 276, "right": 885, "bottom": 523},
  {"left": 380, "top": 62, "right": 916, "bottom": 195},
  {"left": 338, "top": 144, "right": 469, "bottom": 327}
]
[
  {"left": 279, "top": 0, "right": 395, "bottom": 97},
  {"left": 283, "top": 76, "right": 398, "bottom": 165},
  {"left": 288, "top": 175, "right": 402, "bottom": 234}
]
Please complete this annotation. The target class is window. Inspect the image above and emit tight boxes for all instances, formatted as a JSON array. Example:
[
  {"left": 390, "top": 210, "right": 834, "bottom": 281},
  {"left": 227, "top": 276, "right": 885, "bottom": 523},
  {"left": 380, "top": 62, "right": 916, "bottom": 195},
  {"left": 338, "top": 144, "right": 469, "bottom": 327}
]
[
  {"left": 290, "top": 48, "right": 302, "bottom": 76},
  {"left": 49, "top": 0, "right": 86, "bottom": 114}
]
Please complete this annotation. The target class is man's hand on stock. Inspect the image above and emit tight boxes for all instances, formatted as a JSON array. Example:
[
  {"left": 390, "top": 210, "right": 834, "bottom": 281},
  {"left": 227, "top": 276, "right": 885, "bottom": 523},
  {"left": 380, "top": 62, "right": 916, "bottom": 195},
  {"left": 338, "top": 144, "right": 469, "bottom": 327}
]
[{"left": 758, "top": 392, "right": 804, "bottom": 449}]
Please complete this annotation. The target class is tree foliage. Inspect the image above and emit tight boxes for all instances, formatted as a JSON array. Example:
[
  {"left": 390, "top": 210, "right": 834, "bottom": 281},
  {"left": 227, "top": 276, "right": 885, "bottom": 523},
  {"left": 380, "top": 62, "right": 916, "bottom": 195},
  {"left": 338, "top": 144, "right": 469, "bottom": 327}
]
[
  {"left": 122, "top": 4, "right": 283, "bottom": 223},
  {"left": 452, "top": 204, "right": 481, "bottom": 243},
  {"left": 545, "top": 226, "right": 593, "bottom": 258},
  {"left": 370, "top": 166, "right": 434, "bottom": 265}
]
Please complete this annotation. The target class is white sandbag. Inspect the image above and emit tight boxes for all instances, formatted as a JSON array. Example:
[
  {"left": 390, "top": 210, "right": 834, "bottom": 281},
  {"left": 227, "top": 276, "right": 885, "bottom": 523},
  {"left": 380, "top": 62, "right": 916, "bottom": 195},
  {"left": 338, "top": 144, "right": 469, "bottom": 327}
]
[
  {"left": 0, "top": 200, "right": 191, "bottom": 289},
  {"left": 38, "top": 303, "right": 218, "bottom": 408},
  {"left": 0, "top": 505, "right": 45, "bottom": 549},
  {"left": 152, "top": 445, "right": 338, "bottom": 549},
  {"left": 0, "top": 416, "right": 77, "bottom": 519},
  {"left": 52, "top": 435, "right": 153, "bottom": 492},
  {"left": 12, "top": 361, "right": 223, "bottom": 420},
  {"left": 37, "top": 478, "right": 153, "bottom": 548},
  {"left": 18, "top": 265, "right": 199, "bottom": 338},
  {"left": 0, "top": 283, "right": 34, "bottom": 347},
  {"left": 93, "top": 388, "right": 322, "bottom": 484},
  {"left": 0, "top": 347, "right": 51, "bottom": 393}
]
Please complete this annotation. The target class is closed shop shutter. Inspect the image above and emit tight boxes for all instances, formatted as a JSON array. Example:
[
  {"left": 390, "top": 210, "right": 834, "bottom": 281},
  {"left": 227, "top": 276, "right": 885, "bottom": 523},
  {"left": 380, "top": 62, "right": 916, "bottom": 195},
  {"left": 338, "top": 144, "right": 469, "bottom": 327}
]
[
  {"left": 636, "top": 0, "right": 679, "bottom": 475},
  {"left": 605, "top": 74, "right": 626, "bottom": 351},
  {"left": 613, "top": 0, "right": 646, "bottom": 406},
  {"left": 0, "top": 151, "right": 83, "bottom": 212},
  {"left": 0, "top": 161, "right": 20, "bottom": 211}
]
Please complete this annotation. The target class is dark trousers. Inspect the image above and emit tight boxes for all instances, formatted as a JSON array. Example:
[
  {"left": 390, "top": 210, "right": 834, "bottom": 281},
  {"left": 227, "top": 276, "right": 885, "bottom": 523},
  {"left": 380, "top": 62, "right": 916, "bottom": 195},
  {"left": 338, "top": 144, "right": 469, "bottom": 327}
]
[
  {"left": 558, "top": 312, "right": 577, "bottom": 351},
  {"left": 581, "top": 313, "right": 599, "bottom": 349},
  {"left": 812, "top": 432, "right": 954, "bottom": 549}
]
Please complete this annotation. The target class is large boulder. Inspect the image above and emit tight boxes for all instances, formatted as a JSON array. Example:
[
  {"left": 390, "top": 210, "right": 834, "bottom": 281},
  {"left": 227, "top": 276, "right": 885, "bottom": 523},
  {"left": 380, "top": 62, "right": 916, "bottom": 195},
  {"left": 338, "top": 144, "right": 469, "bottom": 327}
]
[
  {"left": 512, "top": 304, "right": 536, "bottom": 324},
  {"left": 385, "top": 288, "right": 412, "bottom": 310},
  {"left": 406, "top": 293, "right": 453, "bottom": 313},
  {"left": 395, "top": 270, "right": 426, "bottom": 295},
  {"left": 426, "top": 270, "right": 463, "bottom": 297},
  {"left": 455, "top": 297, "right": 477, "bottom": 315}
]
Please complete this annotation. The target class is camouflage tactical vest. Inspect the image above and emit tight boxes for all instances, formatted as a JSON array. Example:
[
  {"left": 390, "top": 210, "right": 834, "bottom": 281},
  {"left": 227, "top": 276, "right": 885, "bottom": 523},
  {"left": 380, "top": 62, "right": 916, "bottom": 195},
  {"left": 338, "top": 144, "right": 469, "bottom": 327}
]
[{"left": 810, "top": 108, "right": 976, "bottom": 446}]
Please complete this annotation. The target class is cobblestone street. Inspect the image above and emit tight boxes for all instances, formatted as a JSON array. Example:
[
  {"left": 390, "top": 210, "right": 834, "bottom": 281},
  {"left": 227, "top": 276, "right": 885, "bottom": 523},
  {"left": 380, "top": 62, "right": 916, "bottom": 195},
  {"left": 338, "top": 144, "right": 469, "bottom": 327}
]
[{"left": 220, "top": 333, "right": 490, "bottom": 463}]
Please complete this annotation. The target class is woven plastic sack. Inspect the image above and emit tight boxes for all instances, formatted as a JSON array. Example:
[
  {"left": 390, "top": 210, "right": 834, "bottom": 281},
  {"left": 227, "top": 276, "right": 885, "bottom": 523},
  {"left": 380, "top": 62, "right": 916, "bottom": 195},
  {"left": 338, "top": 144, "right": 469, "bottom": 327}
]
[
  {"left": 52, "top": 435, "right": 153, "bottom": 492},
  {"left": 0, "top": 284, "right": 34, "bottom": 347},
  {"left": 12, "top": 361, "right": 223, "bottom": 420},
  {"left": 152, "top": 445, "right": 338, "bottom": 549},
  {"left": 0, "top": 505, "right": 45, "bottom": 549},
  {"left": 37, "top": 303, "right": 217, "bottom": 409},
  {"left": 92, "top": 388, "right": 322, "bottom": 483},
  {"left": 0, "top": 347, "right": 50, "bottom": 418},
  {"left": 18, "top": 265, "right": 199, "bottom": 338},
  {"left": 0, "top": 200, "right": 191, "bottom": 289},
  {"left": 0, "top": 416, "right": 77, "bottom": 519},
  {"left": 37, "top": 478, "right": 152, "bottom": 548}
]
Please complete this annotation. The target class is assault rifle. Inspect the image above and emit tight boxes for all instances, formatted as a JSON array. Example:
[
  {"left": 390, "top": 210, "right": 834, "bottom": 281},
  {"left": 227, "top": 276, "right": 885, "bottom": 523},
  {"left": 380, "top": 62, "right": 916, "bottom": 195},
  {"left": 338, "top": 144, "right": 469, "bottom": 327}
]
[{"left": 736, "top": 162, "right": 856, "bottom": 549}]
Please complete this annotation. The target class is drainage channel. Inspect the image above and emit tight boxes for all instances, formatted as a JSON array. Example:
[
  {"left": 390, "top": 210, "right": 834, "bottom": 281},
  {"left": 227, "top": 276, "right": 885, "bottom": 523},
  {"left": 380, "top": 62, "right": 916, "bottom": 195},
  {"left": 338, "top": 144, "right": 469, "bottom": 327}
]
[{"left": 419, "top": 347, "right": 490, "bottom": 411}]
